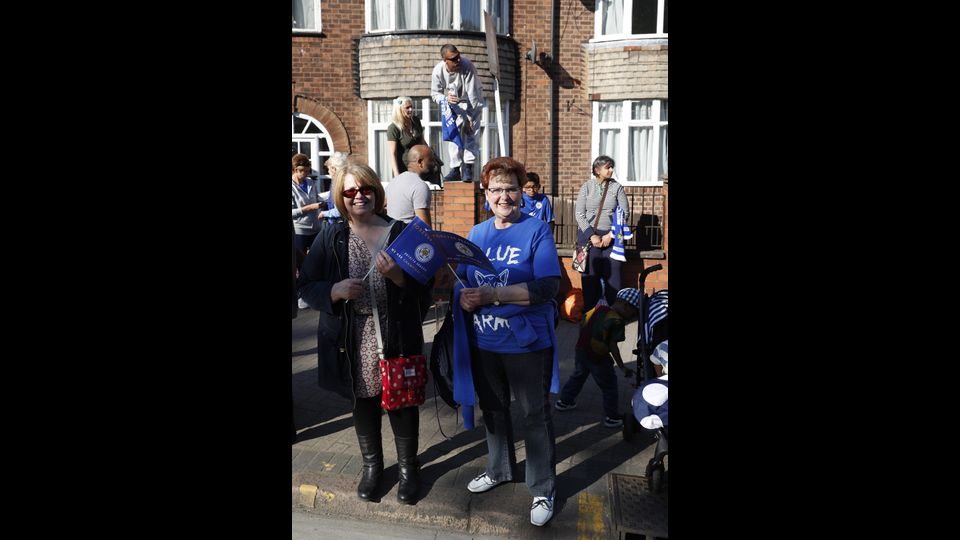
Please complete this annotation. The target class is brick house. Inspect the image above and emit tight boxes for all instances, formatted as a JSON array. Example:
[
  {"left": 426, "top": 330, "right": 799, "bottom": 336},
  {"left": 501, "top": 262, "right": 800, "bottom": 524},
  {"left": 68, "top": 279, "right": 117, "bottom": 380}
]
[{"left": 292, "top": 0, "right": 668, "bottom": 294}]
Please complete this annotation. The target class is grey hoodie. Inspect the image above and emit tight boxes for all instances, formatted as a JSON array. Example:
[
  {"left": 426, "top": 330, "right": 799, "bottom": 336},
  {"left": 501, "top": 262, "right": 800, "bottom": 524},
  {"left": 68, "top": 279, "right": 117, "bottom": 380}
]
[{"left": 291, "top": 178, "right": 321, "bottom": 235}]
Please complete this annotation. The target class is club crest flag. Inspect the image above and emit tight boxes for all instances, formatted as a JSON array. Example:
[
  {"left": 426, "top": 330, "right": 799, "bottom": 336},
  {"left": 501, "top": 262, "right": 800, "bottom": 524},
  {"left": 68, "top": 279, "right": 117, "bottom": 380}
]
[
  {"left": 440, "top": 98, "right": 464, "bottom": 149},
  {"left": 386, "top": 217, "right": 494, "bottom": 283}
]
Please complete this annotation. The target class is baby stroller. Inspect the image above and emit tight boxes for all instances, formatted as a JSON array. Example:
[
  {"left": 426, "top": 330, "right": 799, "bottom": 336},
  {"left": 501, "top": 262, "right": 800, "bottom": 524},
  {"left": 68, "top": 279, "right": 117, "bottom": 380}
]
[{"left": 621, "top": 264, "right": 669, "bottom": 493}]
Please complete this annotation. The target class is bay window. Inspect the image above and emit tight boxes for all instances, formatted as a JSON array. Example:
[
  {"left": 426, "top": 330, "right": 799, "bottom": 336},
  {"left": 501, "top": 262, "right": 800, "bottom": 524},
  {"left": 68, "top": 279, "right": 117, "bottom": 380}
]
[
  {"left": 368, "top": 0, "right": 509, "bottom": 34},
  {"left": 592, "top": 100, "right": 667, "bottom": 185}
]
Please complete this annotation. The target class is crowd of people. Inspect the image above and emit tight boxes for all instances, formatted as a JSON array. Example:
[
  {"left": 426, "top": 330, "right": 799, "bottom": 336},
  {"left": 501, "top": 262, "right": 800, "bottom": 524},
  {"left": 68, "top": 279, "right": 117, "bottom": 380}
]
[{"left": 291, "top": 42, "right": 647, "bottom": 528}]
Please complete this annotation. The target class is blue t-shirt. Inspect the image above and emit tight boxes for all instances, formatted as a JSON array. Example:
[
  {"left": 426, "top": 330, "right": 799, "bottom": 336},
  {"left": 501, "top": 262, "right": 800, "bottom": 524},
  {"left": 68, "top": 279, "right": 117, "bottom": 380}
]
[
  {"left": 482, "top": 193, "right": 555, "bottom": 223},
  {"left": 460, "top": 214, "right": 561, "bottom": 353}
]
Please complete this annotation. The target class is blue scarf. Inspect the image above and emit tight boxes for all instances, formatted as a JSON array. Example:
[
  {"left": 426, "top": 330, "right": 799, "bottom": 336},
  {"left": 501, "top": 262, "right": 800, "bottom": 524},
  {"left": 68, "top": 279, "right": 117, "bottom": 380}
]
[
  {"left": 451, "top": 283, "right": 560, "bottom": 429},
  {"left": 438, "top": 96, "right": 464, "bottom": 149},
  {"left": 610, "top": 204, "right": 633, "bottom": 262}
]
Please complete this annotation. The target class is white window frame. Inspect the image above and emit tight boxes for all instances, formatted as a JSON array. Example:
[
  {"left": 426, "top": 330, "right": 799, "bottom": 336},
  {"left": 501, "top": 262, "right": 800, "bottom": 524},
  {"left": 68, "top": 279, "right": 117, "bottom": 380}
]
[
  {"left": 592, "top": 0, "right": 667, "bottom": 42},
  {"left": 292, "top": 112, "right": 335, "bottom": 184},
  {"left": 292, "top": 0, "right": 322, "bottom": 33},
  {"left": 591, "top": 99, "right": 667, "bottom": 187},
  {"left": 366, "top": 1, "right": 509, "bottom": 35},
  {"left": 368, "top": 98, "right": 510, "bottom": 184}
]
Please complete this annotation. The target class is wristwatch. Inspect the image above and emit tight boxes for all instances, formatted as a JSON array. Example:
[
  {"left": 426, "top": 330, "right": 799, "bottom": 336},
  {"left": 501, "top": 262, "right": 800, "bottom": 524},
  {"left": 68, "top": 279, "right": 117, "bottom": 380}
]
[{"left": 493, "top": 288, "right": 501, "bottom": 306}]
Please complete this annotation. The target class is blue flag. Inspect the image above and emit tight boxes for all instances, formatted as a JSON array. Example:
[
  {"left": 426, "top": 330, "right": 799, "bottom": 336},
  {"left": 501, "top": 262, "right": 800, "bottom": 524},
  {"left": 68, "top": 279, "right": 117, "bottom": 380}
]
[
  {"left": 440, "top": 98, "right": 464, "bottom": 149},
  {"left": 385, "top": 217, "right": 494, "bottom": 284}
]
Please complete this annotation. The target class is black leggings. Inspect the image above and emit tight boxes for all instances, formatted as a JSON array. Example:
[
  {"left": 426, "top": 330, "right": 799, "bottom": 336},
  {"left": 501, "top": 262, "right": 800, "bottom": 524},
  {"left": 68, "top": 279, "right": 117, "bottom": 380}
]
[{"left": 352, "top": 395, "right": 419, "bottom": 438}]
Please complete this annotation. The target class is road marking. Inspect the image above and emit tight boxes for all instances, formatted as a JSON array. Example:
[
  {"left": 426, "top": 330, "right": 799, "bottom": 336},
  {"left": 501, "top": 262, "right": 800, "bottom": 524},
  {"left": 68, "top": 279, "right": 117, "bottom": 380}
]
[
  {"left": 298, "top": 484, "right": 318, "bottom": 508},
  {"left": 577, "top": 492, "right": 605, "bottom": 539}
]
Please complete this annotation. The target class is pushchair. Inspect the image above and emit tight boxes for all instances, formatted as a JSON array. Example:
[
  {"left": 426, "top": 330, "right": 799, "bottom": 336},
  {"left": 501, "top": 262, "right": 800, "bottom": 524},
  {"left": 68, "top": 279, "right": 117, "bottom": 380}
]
[{"left": 621, "top": 264, "right": 669, "bottom": 493}]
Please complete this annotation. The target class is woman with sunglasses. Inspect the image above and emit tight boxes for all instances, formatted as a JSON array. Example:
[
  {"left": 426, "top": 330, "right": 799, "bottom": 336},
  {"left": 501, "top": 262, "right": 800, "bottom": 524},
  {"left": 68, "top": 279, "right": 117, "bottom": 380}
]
[
  {"left": 453, "top": 157, "right": 562, "bottom": 526},
  {"left": 430, "top": 43, "right": 484, "bottom": 182},
  {"left": 298, "top": 163, "right": 433, "bottom": 505}
]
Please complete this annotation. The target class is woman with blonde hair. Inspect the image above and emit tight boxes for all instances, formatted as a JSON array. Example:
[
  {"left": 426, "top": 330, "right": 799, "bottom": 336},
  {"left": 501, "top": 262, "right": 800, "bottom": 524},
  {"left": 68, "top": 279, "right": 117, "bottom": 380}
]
[
  {"left": 317, "top": 151, "right": 350, "bottom": 224},
  {"left": 299, "top": 162, "right": 433, "bottom": 504},
  {"left": 386, "top": 96, "right": 426, "bottom": 179}
]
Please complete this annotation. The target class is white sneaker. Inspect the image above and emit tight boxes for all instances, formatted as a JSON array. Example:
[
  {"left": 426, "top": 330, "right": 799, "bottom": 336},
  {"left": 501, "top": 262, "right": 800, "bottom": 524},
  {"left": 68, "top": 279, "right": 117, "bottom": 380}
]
[
  {"left": 530, "top": 496, "right": 554, "bottom": 526},
  {"left": 467, "top": 472, "right": 503, "bottom": 493},
  {"left": 298, "top": 298, "right": 309, "bottom": 309}
]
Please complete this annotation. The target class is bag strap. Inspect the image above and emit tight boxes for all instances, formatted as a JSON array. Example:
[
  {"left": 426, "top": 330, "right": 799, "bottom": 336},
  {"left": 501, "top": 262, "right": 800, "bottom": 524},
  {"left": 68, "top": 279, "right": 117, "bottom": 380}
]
[
  {"left": 368, "top": 220, "right": 396, "bottom": 361},
  {"left": 593, "top": 181, "right": 611, "bottom": 232}
]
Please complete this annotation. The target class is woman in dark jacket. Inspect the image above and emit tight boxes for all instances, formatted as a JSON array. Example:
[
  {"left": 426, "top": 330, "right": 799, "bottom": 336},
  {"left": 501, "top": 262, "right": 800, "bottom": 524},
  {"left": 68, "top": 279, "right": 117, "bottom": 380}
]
[{"left": 298, "top": 162, "right": 433, "bottom": 504}]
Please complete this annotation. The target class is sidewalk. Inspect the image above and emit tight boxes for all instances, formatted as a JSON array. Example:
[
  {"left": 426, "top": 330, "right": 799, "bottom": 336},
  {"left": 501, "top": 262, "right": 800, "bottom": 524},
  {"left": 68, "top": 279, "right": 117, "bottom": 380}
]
[{"left": 292, "top": 304, "right": 667, "bottom": 538}]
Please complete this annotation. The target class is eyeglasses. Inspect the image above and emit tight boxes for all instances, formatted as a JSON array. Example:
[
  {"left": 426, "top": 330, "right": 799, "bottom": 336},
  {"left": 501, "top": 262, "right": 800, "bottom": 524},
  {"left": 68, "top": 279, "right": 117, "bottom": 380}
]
[
  {"left": 295, "top": 167, "right": 311, "bottom": 173},
  {"left": 487, "top": 187, "right": 519, "bottom": 195},
  {"left": 444, "top": 54, "right": 461, "bottom": 64},
  {"left": 342, "top": 186, "right": 374, "bottom": 198}
]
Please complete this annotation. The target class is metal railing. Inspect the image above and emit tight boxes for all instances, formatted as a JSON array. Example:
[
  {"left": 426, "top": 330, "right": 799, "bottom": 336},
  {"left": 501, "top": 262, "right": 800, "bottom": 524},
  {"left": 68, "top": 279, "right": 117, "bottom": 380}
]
[{"left": 428, "top": 186, "right": 665, "bottom": 252}]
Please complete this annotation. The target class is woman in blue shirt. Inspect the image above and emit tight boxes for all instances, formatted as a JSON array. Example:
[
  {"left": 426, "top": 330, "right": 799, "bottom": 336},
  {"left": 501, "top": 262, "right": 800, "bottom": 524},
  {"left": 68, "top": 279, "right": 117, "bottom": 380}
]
[{"left": 455, "top": 157, "right": 561, "bottom": 527}]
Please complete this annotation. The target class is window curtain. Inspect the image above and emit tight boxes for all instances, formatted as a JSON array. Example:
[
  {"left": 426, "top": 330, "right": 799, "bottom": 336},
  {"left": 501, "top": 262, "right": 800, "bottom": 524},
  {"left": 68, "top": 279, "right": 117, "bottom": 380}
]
[
  {"left": 429, "top": 129, "right": 451, "bottom": 178},
  {"left": 599, "top": 129, "right": 620, "bottom": 167},
  {"left": 601, "top": 0, "right": 623, "bottom": 35},
  {"left": 628, "top": 127, "right": 652, "bottom": 182},
  {"left": 430, "top": 0, "right": 453, "bottom": 29},
  {"left": 398, "top": 0, "right": 421, "bottom": 29},
  {"left": 598, "top": 102, "right": 621, "bottom": 122},
  {"left": 461, "top": 0, "right": 481, "bottom": 30},
  {"left": 372, "top": 101, "right": 393, "bottom": 123},
  {"left": 658, "top": 125, "right": 668, "bottom": 178},
  {"left": 375, "top": 131, "right": 392, "bottom": 180},
  {"left": 292, "top": 0, "right": 314, "bottom": 29},
  {"left": 372, "top": 0, "right": 391, "bottom": 30},
  {"left": 631, "top": 100, "right": 652, "bottom": 120},
  {"left": 487, "top": 0, "right": 506, "bottom": 33}
]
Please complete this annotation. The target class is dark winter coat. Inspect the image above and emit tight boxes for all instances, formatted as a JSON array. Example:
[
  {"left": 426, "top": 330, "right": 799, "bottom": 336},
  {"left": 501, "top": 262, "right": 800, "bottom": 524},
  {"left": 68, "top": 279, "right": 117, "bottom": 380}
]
[{"left": 297, "top": 215, "right": 433, "bottom": 405}]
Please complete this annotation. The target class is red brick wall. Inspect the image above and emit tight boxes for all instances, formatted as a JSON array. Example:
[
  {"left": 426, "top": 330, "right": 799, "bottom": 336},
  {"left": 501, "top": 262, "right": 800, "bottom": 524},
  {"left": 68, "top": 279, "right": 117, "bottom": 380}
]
[{"left": 292, "top": 1, "right": 368, "bottom": 159}]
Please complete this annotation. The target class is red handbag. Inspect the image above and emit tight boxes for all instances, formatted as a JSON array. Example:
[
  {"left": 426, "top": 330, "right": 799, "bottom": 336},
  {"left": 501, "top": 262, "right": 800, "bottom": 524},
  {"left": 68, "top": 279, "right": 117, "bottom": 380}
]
[
  {"left": 369, "top": 269, "right": 427, "bottom": 411},
  {"left": 379, "top": 355, "right": 427, "bottom": 410}
]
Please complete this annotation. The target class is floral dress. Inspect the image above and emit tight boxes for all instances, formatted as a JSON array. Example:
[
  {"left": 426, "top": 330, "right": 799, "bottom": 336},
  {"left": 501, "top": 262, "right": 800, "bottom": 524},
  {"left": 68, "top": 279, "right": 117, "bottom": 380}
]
[{"left": 348, "top": 228, "right": 390, "bottom": 399}]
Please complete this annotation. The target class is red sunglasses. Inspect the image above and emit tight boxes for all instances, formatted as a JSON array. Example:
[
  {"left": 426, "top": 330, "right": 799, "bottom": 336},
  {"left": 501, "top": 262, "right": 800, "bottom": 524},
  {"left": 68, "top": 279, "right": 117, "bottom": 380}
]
[{"left": 342, "top": 186, "right": 374, "bottom": 198}]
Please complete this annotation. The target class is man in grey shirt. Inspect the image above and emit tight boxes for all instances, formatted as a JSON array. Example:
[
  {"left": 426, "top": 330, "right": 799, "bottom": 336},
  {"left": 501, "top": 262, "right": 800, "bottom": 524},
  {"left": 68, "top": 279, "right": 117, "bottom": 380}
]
[
  {"left": 431, "top": 43, "right": 485, "bottom": 183},
  {"left": 385, "top": 144, "right": 438, "bottom": 227}
]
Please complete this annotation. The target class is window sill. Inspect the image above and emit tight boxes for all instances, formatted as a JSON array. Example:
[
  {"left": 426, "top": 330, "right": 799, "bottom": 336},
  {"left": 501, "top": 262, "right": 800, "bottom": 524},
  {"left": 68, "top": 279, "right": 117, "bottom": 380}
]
[
  {"left": 556, "top": 248, "right": 665, "bottom": 260},
  {"left": 618, "top": 181, "right": 665, "bottom": 188},
  {"left": 587, "top": 35, "right": 667, "bottom": 45}
]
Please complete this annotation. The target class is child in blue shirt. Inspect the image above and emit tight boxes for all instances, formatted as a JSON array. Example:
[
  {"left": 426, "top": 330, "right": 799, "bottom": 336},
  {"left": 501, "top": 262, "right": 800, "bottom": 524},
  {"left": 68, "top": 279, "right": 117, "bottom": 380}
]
[{"left": 483, "top": 172, "right": 555, "bottom": 224}]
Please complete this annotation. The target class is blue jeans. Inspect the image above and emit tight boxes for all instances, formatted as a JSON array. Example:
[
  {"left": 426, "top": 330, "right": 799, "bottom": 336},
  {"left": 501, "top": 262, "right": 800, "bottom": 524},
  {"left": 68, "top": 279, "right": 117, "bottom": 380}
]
[
  {"left": 472, "top": 347, "right": 556, "bottom": 498},
  {"left": 559, "top": 348, "right": 620, "bottom": 419}
]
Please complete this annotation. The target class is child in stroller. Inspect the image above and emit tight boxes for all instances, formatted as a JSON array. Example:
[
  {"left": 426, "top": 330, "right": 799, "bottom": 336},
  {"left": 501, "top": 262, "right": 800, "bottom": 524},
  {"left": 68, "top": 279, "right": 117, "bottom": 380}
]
[{"left": 620, "top": 265, "right": 668, "bottom": 492}]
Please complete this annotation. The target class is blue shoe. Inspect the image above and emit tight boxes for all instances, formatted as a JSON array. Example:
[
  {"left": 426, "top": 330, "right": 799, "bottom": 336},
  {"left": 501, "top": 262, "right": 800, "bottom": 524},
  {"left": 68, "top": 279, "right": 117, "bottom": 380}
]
[
  {"left": 443, "top": 168, "right": 462, "bottom": 182},
  {"left": 462, "top": 165, "right": 474, "bottom": 182}
]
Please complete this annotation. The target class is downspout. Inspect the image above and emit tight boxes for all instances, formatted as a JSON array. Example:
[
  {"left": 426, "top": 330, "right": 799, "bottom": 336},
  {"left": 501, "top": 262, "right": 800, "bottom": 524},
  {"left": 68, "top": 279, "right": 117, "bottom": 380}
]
[{"left": 550, "top": 0, "right": 559, "bottom": 196}]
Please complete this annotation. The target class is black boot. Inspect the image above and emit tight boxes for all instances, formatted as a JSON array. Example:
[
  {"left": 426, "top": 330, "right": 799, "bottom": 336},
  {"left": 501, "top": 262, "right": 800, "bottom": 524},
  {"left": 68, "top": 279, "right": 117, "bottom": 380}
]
[
  {"left": 356, "top": 434, "right": 383, "bottom": 501},
  {"left": 395, "top": 436, "right": 420, "bottom": 504}
]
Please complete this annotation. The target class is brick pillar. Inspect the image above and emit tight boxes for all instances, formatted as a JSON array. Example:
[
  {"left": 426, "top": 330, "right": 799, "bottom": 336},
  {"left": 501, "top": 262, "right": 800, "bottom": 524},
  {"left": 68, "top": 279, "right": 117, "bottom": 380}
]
[
  {"left": 430, "top": 182, "right": 481, "bottom": 303},
  {"left": 441, "top": 181, "right": 480, "bottom": 238},
  {"left": 662, "top": 178, "right": 668, "bottom": 255}
]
